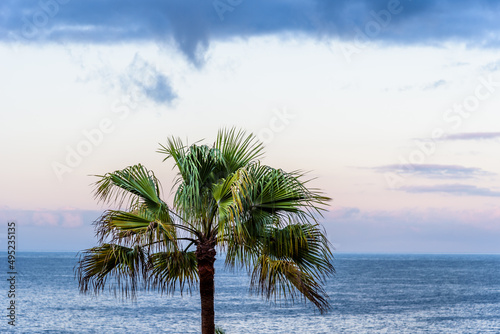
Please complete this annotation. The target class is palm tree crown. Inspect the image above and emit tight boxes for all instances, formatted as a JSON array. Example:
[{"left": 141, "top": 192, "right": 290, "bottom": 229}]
[{"left": 76, "top": 128, "right": 334, "bottom": 334}]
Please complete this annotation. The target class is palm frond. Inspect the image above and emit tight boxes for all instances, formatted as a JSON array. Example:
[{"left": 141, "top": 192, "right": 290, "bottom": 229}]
[
  {"left": 94, "top": 209, "right": 180, "bottom": 251},
  {"left": 222, "top": 208, "right": 276, "bottom": 271},
  {"left": 240, "top": 163, "right": 330, "bottom": 220},
  {"left": 212, "top": 168, "right": 251, "bottom": 240},
  {"left": 147, "top": 250, "right": 198, "bottom": 294},
  {"left": 76, "top": 243, "right": 147, "bottom": 297},
  {"left": 93, "top": 164, "right": 166, "bottom": 214},
  {"left": 223, "top": 163, "right": 331, "bottom": 265},
  {"left": 263, "top": 224, "right": 335, "bottom": 280},
  {"left": 159, "top": 138, "right": 224, "bottom": 227},
  {"left": 215, "top": 128, "right": 264, "bottom": 173},
  {"left": 250, "top": 254, "right": 331, "bottom": 314},
  {"left": 221, "top": 163, "right": 334, "bottom": 313},
  {"left": 172, "top": 145, "right": 221, "bottom": 219}
]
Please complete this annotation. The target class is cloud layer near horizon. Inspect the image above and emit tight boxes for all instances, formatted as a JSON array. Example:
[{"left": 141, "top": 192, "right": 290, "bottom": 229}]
[
  {"left": 3, "top": 0, "right": 500, "bottom": 64},
  {"left": 327, "top": 206, "right": 500, "bottom": 253},
  {"left": 2, "top": 207, "right": 499, "bottom": 252}
]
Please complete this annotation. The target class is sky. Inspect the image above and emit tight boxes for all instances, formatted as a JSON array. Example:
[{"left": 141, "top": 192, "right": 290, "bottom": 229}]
[{"left": 1, "top": 0, "right": 500, "bottom": 253}]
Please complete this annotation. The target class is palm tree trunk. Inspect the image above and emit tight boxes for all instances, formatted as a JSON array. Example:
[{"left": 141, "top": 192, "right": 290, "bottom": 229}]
[{"left": 196, "top": 240, "right": 216, "bottom": 334}]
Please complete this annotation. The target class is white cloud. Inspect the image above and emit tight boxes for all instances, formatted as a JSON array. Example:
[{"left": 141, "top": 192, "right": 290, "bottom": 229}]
[{"left": 32, "top": 212, "right": 59, "bottom": 226}]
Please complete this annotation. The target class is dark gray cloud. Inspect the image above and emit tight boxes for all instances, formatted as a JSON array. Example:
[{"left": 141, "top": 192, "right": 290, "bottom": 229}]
[
  {"left": 373, "top": 164, "right": 495, "bottom": 179},
  {"left": 2, "top": 0, "right": 500, "bottom": 64},
  {"left": 399, "top": 184, "right": 500, "bottom": 197},
  {"left": 442, "top": 132, "right": 500, "bottom": 140}
]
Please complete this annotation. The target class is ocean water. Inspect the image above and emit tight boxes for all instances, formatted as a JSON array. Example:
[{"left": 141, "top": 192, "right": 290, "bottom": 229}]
[{"left": 1, "top": 253, "right": 499, "bottom": 333}]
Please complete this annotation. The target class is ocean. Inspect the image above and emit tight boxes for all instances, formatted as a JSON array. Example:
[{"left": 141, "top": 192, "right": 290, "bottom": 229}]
[{"left": 1, "top": 253, "right": 499, "bottom": 333}]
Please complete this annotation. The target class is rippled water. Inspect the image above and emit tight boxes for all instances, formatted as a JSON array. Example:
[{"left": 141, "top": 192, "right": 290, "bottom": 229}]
[{"left": 2, "top": 253, "right": 499, "bottom": 333}]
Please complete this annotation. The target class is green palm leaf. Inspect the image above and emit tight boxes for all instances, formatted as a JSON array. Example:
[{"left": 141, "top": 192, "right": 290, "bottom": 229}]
[
  {"left": 93, "top": 164, "right": 167, "bottom": 214},
  {"left": 77, "top": 243, "right": 147, "bottom": 297},
  {"left": 94, "top": 209, "right": 178, "bottom": 250},
  {"left": 250, "top": 254, "right": 331, "bottom": 314},
  {"left": 148, "top": 250, "right": 198, "bottom": 294},
  {"left": 214, "top": 128, "right": 264, "bottom": 173}
]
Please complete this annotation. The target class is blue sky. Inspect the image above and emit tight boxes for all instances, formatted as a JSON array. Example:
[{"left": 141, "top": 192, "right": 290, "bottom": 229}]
[{"left": 1, "top": 0, "right": 500, "bottom": 252}]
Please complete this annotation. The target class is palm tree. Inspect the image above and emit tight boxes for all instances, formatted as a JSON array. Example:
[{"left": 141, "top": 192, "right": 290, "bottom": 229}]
[{"left": 76, "top": 128, "right": 334, "bottom": 334}]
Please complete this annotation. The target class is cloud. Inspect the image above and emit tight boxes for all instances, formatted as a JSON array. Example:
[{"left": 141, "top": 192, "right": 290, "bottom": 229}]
[
  {"left": 483, "top": 59, "right": 500, "bottom": 72},
  {"left": 3, "top": 0, "right": 500, "bottom": 65},
  {"left": 120, "top": 55, "right": 177, "bottom": 105},
  {"left": 61, "top": 212, "right": 84, "bottom": 228},
  {"left": 399, "top": 184, "right": 500, "bottom": 197},
  {"left": 395, "top": 79, "right": 447, "bottom": 92},
  {"left": 32, "top": 211, "right": 59, "bottom": 226},
  {"left": 0, "top": 209, "right": 102, "bottom": 250},
  {"left": 0, "top": 209, "right": 100, "bottom": 228},
  {"left": 422, "top": 79, "right": 447, "bottom": 90},
  {"left": 328, "top": 206, "right": 500, "bottom": 229},
  {"left": 373, "top": 164, "right": 495, "bottom": 179},
  {"left": 326, "top": 206, "right": 500, "bottom": 253},
  {"left": 329, "top": 207, "right": 361, "bottom": 219},
  {"left": 442, "top": 132, "right": 500, "bottom": 141}
]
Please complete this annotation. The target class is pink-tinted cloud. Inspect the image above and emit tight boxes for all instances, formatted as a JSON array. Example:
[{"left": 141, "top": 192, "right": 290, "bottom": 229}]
[
  {"left": 32, "top": 212, "right": 59, "bottom": 226},
  {"left": 0, "top": 209, "right": 99, "bottom": 227},
  {"left": 61, "top": 212, "right": 84, "bottom": 228}
]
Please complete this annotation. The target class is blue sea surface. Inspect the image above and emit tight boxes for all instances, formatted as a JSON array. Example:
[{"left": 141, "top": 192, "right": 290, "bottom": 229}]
[{"left": 1, "top": 253, "right": 499, "bottom": 333}]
